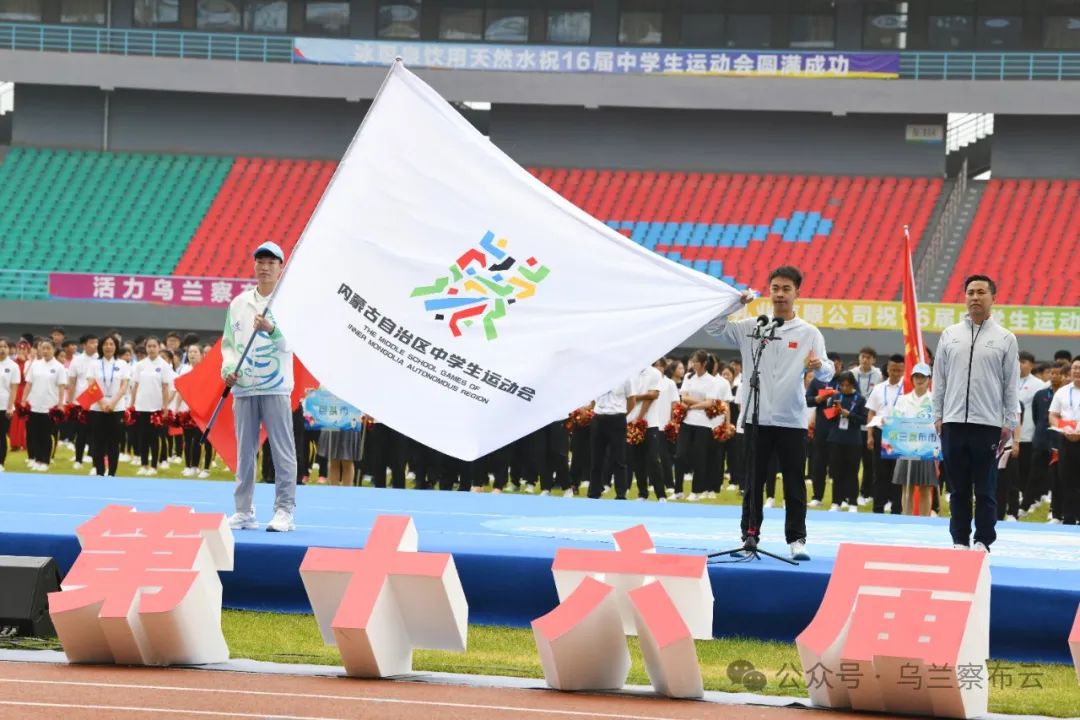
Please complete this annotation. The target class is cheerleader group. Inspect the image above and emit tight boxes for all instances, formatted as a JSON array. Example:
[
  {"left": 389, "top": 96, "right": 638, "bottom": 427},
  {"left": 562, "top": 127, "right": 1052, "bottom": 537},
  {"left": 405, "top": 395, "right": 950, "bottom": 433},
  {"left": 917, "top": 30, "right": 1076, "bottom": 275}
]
[{"left": 0, "top": 330, "right": 215, "bottom": 478}]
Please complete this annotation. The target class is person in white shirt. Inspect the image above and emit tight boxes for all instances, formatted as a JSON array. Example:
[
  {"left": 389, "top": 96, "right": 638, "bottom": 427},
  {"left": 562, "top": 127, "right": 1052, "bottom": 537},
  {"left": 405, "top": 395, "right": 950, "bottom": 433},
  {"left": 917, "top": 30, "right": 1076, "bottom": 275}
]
[
  {"left": 587, "top": 377, "right": 634, "bottom": 500},
  {"left": 87, "top": 335, "right": 131, "bottom": 477},
  {"left": 864, "top": 354, "right": 906, "bottom": 515},
  {"left": 852, "top": 346, "right": 883, "bottom": 504},
  {"left": 22, "top": 339, "right": 67, "bottom": 470},
  {"left": 705, "top": 266, "right": 833, "bottom": 561},
  {"left": 626, "top": 361, "right": 665, "bottom": 501},
  {"left": 658, "top": 359, "right": 681, "bottom": 495},
  {"left": 890, "top": 363, "right": 939, "bottom": 516},
  {"left": 66, "top": 334, "right": 99, "bottom": 469},
  {"left": 1016, "top": 350, "right": 1049, "bottom": 516},
  {"left": 130, "top": 336, "right": 174, "bottom": 476},
  {"left": 1048, "top": 358, "right": 1080, "bottom": 525},
  {"left": 0, "top": 337, "right": 21, "bottom": 472},
  {"left": 676, "top": 349, "right": 732, "bottom": 501}
]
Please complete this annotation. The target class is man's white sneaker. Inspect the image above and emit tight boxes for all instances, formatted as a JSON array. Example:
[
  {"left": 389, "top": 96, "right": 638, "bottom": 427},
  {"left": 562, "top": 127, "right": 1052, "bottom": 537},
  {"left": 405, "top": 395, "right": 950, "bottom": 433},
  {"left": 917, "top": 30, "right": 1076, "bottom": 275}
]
[
  {"left": 953, "top": 543, "right": 968, "bottom": 550},
  {"left": 563, "top": 488, "right": 575, "bottom": 498},
  {"left": 686, "top": 492, "right": 700, "bottom": 502},
  {"left": 1005, "top": 515, "right": 1017, "bottom": 522},
  {"left": 840, "top": 501, "right": 850, "bottom": 510},
  {"left": 136, "top": 467, "right": 148, "bottom": 476},
  {"left": 181, "top": 467, "right": 195, "bottom": 477},
  {"left": 197, "top": 470, "right": 210, "bottom": 479},
  {"left": 973, "top": 541, "right": 989, "bottom": 553},
  {"left": 266, "top": 509, "right": 295, "bottom": 533},
  {"left": 145, "top": 468, "right": 157, "bottom": 477},
  {"left": 228, "top": 512, "right": 258, "bottom": 530},
  {"left": 848, "top": 506, "right": 858, "bottom": 513},
  {"left": 883, "top": 501, "right": 893, "bottom": 513},
  {"left": 72, "top": 462, "right": 82, "bottom": 470},
  {"left": 829, "top": 503, "right": 840, "bottom": 512},
  {"left": 764, "top": 497, "right": 775, "bottom": 509},
  {"left": 808, "top": 499, "right": 821, "bottom": 507},
  {"left": 790, "top": 541, "right": 810, "bottom": 561},
  {"left": 658, "top": 497, "right": 668, "bottom": 503},
  {"left": 158, "top": 462, "right": 170, "bottom": 470}
]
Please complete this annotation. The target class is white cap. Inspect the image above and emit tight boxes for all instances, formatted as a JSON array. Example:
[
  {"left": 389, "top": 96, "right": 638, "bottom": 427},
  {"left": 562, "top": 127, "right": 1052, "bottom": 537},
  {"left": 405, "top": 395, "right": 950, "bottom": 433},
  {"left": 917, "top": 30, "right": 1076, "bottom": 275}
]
[
  {"left": 911, "top": 362, "right": 932, "bottom": 377},
  {"left": 253, "top": 241, "right": 285, "bottom": 262}
]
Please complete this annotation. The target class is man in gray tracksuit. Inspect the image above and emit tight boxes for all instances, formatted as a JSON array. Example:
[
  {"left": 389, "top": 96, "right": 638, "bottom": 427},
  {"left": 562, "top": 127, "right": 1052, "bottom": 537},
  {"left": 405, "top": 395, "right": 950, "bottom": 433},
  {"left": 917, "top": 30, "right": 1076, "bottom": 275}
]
[
  {"left": 223, "top": 241, "right": 298, "bottom": 533},
  {"left": 933, "top": 274, "right": 1020, "bottom": 552}
]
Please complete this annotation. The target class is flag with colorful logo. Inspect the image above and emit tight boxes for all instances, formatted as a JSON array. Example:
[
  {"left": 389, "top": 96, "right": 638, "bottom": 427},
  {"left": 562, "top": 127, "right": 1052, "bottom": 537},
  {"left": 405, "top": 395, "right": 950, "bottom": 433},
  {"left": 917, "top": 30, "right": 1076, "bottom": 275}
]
[{"left": 269, "top": 61, "right": 743, "bottom": 460}]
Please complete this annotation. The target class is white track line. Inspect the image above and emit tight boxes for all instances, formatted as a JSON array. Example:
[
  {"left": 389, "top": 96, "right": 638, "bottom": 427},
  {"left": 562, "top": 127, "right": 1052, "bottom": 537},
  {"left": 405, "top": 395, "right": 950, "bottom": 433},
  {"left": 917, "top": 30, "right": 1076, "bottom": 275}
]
[
  {"left": 0, "top": 700, "right": 344, "bottom": 719},
  {"left": 0, "top": 678, "right": 693, "bottom": 720}
]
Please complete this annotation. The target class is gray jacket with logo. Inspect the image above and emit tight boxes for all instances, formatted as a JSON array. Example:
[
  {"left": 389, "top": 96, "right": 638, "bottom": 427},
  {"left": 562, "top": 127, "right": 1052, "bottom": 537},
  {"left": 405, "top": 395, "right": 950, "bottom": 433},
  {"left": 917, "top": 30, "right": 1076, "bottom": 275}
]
[{"left": 932, "top": 315, "right": 1020, "bottom": 430}]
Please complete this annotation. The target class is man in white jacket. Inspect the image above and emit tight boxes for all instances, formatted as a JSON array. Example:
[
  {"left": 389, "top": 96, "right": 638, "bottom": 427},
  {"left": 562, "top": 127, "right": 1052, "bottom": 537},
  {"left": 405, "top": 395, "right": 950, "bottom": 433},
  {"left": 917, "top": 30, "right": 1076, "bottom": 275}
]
[
  {"left": 223, "top": 241, "right": 298, "bottom": 533},
  {"left": 706, "top": 266, "right": 833, "bottom": 561}
]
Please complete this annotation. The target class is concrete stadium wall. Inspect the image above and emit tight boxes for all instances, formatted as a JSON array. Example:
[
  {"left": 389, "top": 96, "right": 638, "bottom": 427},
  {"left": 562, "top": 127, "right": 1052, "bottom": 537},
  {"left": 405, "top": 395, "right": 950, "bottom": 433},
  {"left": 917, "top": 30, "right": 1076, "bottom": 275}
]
[
  {"left": 991, "top": 116, "right": 1080, "bottom": 179},
  {"left": 13, "top": 84, "right": 371, "bottom": 159},
  {"left": 490, "top": 107, "right": 947, "bottom": 175}
]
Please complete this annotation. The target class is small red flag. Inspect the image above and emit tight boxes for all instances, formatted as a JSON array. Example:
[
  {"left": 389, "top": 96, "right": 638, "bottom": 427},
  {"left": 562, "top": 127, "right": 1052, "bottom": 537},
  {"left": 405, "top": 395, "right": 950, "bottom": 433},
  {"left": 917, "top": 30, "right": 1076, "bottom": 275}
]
[
  {"left": 175, "top": 340, "right": 318, "bottom": 475},
  {"left": 77, "top": 379, "right": 105, "bottom": 411}
]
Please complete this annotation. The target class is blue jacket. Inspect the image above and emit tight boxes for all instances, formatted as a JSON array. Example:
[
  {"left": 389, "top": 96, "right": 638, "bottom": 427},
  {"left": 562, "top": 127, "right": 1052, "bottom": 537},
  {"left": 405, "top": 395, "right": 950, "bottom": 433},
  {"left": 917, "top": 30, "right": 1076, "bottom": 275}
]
[{"left": 825, "top": 392, "right": 868, "bottom": 446}]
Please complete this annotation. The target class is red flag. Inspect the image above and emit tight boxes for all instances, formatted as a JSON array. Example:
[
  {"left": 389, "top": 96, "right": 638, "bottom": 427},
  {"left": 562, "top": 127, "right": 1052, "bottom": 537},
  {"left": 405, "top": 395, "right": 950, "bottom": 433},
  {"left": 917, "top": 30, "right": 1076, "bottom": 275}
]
[
  {"left": 901, "top": 226, "right": 928, "bottom": 393},
  {"left": 77, "top": 379, "right": 104, "bottom": 411},
  {"left": 175, "top": 340, "right": 318, "bottom": 475}
]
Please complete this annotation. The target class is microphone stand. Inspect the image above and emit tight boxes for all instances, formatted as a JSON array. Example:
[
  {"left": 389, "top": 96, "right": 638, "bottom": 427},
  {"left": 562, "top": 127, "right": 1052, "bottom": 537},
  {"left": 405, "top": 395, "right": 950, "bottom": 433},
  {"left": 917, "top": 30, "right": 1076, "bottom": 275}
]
[{"left": 709, "top": 320, "right": 798, "bottom": 565}]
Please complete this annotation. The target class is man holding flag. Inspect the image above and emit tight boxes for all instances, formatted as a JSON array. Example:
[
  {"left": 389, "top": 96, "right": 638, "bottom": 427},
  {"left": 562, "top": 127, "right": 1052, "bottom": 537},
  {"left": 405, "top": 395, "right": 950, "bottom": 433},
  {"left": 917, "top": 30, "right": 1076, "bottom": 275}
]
[{"left": 223, "top": 241, "right": 298, "bottom": 533}]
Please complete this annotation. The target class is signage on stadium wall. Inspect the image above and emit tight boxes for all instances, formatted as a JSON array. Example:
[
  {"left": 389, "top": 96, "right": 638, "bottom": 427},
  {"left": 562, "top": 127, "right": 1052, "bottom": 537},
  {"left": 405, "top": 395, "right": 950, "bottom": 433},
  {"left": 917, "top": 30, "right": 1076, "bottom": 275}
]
[
  {"left": 292, "top": 39, "right": 900, "bottom": 79},
  {"left": 905, "top": 124, "right": 945, "bottom": 143},
  {"left": 746, "top": 298, "right": 1080, "bottom": 337},
  {"left": 48, "top": 272, "right": 252, "bottom": 308}
]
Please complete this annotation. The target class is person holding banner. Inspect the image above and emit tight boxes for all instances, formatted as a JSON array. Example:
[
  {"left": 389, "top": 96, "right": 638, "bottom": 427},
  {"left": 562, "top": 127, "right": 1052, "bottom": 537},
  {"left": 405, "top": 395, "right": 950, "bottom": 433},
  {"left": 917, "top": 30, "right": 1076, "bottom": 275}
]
[
  {"left": 223, "top": 240, "right": 298, "bottom": 533},
  {"left": 890, "top": 363, "right": 939, "bottom": 516},
  {"left": 933, "top": 275, "right": 1020, "bottom": 552},
  {"left": 86, "top": 335, "right": 131, "bottom": 477},
  {"left": 1048, "top": 358, "right": 1080, "bottom": 525}
]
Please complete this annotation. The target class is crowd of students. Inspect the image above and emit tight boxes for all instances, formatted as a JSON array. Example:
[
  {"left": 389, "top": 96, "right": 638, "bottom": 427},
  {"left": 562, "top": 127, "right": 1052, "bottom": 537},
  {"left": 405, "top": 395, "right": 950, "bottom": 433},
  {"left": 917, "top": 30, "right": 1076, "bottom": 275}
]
[
  {"left": 0, "top": 326, "right": 1076, "bottom": 525},
  {"left": 0, "top": 327, "right": 215, "bottom": 479}
]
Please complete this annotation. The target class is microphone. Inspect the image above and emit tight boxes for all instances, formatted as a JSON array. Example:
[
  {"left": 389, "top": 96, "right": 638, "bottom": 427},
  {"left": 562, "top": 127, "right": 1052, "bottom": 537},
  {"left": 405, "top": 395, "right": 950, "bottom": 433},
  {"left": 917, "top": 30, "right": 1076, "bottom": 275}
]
[
  {"left": 762, "top": 316, "right": 786, "bottom": 333},
  {"left": 755, "top": 315, "right": 769, "bottom": 327}
]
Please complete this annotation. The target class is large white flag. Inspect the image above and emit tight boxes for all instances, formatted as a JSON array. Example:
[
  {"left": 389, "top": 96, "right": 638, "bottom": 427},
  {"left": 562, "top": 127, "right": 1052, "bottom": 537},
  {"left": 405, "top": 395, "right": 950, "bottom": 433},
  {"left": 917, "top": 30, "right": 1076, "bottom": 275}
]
[{"left": 272, "top": 61, "right": 743, "bottom": 461}]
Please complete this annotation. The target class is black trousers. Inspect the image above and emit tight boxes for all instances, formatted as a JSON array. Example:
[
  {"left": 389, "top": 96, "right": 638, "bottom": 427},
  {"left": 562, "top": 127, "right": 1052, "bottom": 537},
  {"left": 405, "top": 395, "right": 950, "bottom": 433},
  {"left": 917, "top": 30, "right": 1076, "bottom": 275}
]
[
  {"left": 829, "top": 442, "right": 861, "bottom": 507},
  {"left": 135, "top": 411, "right": 160, "bottom": 467},
  {"left": 0, "top": 412, "right": 8, "bottom": 466},
  {"left": 859, "top": 444, "right": 875, "bottom": 498},
  {"left": 27, "top": 412, "right": 54, "bottom": 464},
  {"left": 589, "top": 413, "right": 628, "bottom": 499},
  {"left": 809, "top": 424, "right": 830, "bottom": 502},
  {"left": 1058, "top": 442, "right": 1080, "bottom": 525},
  {"left": 741, "top": 425, "right": 808, "bottom": 544},
  {"left": 675, "top": 424, "right": 713, "bottom": 495},
  {"left": 74, "top": 420, "right": 90, "bottom": 464},
  {"left": 89, "top": 411, "right": 123, "bottom": 476},
  {"left": 1018, "top": 442, "right": 1035, "bottom": 512},
  {"left": 628, "top": 428, "right": 667, "bottom": 499},
  {"left": 997, "top": 452, "right": 1021, "bottom": 520},
  {"left": 569, "top": 423, "right": 591, "bottom": 490},
  {"left": 871, "top": 429, "right": 901, "bottom": 514},
  {"left": 541, "top": 421, "right": 570, "bottom": 492},
  {"left": 183, "top": 427, "right": 213, "bottom": 470},
  {"left": 942, "top": 423, "right": 1000, "bottom": 547},
  {"left": 1029, "top": 447, "right": 1052, "bottom": 510}
]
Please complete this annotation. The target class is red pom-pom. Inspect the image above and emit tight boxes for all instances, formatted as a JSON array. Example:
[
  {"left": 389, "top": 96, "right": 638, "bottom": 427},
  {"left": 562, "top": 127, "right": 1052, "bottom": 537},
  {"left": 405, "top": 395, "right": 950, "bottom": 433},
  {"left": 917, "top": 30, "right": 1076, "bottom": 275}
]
[
  {"left": 626, "top": 418, "right": 648, "bottom": 446},
  {"left": 48, "top": 406, "right": 66, "bottom": 424},
  {"left": 705, "top": 400, "right": 729, "bottom": 421},
  {"left": 15, "top": 402, "right": 31, "bottom": 418},
  {"left": 122, "top": 407, "right": 136, "bottom": 426},
  {"left": 712, "top": 423, "right": 737, "bottom": 442},
  {"left": 149, "top": 410, "right": 164, "bottom": 428},
  {"left": 671, "top": 403, "right": 688, "bottom": 425},
  {"left": 663, "top": 422, "right": 679, "bottom": 444}
]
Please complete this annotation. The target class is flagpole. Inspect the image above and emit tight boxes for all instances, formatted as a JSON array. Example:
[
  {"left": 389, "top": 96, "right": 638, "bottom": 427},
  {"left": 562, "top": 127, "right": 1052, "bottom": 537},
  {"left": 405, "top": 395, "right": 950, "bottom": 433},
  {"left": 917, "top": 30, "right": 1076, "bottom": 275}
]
[{"left": 201, "top": 60, "right": 406, "bottom": 443}]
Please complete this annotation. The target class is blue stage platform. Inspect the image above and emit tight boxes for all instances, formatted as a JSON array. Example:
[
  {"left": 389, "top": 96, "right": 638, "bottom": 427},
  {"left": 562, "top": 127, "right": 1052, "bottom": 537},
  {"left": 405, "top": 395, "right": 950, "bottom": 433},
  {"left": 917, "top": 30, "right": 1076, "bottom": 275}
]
[{"left": 1, "top": 473, "right": 1077, "bottom": 663}]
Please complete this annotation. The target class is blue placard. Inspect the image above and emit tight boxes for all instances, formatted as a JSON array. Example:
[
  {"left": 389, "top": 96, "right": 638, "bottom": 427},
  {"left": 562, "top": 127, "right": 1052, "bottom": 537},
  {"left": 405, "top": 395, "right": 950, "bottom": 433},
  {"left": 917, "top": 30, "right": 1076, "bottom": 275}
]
[
  {"left": 881, "top": 416, "right": 942, "bottom": 460},
  {"left": 301, "top": 387, "right": 365, "bottom": 430}
]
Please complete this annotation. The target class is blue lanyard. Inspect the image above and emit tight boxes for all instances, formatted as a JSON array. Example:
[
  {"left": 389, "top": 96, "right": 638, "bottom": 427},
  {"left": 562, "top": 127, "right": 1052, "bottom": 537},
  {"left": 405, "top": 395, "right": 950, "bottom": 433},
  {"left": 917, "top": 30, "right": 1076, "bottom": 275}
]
[
  {"left": 100, "top": 358, "right": 116, "bottom": 395},
  {"left": 883, "top": 384, "right": 900, "bottom": 407}
]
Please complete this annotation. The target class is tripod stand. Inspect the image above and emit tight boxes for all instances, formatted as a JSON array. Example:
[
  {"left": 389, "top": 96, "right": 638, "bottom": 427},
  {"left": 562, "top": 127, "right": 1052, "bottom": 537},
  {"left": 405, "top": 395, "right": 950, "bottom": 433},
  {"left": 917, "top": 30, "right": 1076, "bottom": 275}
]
[{"left": 709, "top": 320, "right": 799, "bottom": 566}]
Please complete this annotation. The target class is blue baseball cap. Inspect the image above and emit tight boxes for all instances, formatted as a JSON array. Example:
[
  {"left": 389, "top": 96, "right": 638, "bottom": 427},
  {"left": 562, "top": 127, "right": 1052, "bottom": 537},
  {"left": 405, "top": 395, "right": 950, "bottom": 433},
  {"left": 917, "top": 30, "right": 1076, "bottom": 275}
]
[
  {"left": 254, "top": 241, "right": 285, "bottom": 262},
  {"left": 911, "top": 362, "right": 932, "bottom": 377}
]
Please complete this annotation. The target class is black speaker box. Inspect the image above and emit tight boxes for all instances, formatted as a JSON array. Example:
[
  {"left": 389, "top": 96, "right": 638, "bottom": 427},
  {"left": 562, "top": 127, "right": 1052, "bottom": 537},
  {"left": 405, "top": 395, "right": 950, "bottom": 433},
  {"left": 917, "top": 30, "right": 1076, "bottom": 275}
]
[{"left": 0, "top": 556, "right": 61, "bottom": 638}]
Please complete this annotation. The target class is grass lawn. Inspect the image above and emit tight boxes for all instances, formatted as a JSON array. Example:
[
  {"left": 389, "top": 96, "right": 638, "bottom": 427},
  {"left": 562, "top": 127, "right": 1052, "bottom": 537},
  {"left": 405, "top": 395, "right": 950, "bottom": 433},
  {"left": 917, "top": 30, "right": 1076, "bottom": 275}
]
[{"left": 218, "top": 611, "right": 1080, "bottom": 717}]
